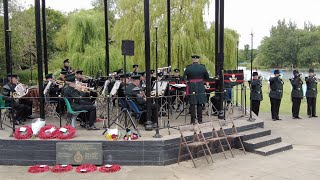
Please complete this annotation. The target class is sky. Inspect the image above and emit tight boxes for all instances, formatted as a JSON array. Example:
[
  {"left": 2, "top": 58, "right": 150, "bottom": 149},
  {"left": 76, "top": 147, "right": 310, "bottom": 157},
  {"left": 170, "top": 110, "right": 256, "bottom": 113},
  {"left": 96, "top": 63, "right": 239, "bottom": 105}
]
[{"left": 20, "top": 0, "right": 320, "bottom": 49}]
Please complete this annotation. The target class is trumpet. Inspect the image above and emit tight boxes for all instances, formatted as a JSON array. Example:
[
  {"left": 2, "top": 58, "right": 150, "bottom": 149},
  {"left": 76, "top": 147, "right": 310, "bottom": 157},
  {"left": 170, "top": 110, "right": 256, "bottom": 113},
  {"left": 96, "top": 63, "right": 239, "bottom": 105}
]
[{"left": 54, "top": 80, "right": 65, "bottom": 86}]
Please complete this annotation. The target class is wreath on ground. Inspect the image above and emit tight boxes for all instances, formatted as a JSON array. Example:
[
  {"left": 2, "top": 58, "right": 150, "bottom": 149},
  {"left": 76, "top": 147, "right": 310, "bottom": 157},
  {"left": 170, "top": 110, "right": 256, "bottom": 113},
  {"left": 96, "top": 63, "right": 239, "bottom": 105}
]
[
  {"left": 38, "top": 125, "right": 57, "bottom": 139},
  {"left": 51, "top": 164, "right": 73, "bottom": 173},
  {"left": 75, "top": 164, "right": 97, "bottom": 173},
  {"left": 99, "top": 164, "right": 121, "bottom": 173},
  {"left": 55, "top": 125, "right": 76, "bottom": 140},
  {"left": 27, "top": 165, "right": 50, "bottom": 173},
  {"left": 14, "top": 125, "right": 33, "bottom": 140}
]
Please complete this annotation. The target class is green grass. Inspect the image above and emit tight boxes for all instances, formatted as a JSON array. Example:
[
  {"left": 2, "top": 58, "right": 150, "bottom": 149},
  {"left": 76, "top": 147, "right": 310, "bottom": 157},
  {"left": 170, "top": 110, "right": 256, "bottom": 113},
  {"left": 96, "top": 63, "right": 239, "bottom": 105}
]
[{"left": 239, "top": 80, "right": 319, "bottom": 116}]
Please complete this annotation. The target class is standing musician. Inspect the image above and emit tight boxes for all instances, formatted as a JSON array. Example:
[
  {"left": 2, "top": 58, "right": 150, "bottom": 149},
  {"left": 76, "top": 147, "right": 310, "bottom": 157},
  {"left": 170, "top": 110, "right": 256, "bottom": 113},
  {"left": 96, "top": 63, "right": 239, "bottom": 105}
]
[
  {"left": 61, "top": 59, "right": 73, "bottom": 75},
  {"left": 44, "top": 73, "right": 65, "bottom": 114},
  {"left": 250, "top": 72, "right": 263, "bottom": 116},
  {"left": 269, "top": 70, "right": 283, "bottom": 121},
  {"left": 125, "top": 74, "right": 157, "bottom": 128},
  {"left": 290, "top": 70, "right": 303, "bottom": 119},
  {"left": 132, "top": 64, "right": 139, "bottom": 75},
  {"left": 183, "top": 55, "right": 210, "bottom": 124},
  {"left": 63, "top": 75, "right": 99, "bottom": 130},
  {"left": 2, "top": 74, "right": 32, "bottom": 125},
  {"left": 305, "top": 68, "right": 318, "bottom": 118}
]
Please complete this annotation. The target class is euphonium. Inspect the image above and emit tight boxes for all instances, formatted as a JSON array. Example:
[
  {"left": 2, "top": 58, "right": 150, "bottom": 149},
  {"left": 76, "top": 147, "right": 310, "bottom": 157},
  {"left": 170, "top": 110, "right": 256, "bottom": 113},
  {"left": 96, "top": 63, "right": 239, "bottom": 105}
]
[{"left": 13, "top": 83, "right": 29, "bottom": 98}]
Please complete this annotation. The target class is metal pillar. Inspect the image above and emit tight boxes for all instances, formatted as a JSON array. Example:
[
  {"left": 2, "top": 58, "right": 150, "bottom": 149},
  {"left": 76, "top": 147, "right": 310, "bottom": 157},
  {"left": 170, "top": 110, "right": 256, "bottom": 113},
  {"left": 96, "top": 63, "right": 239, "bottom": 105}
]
[
  {"left": 35, "top": 0, "right": 45, "bottom": 119},
  {"left": 104, "top": 0, "right": 110, "bottom": 76},
  {"left": 42, "top": 0, "right": 48, "bottom": 75},
  {"left": 144, "top": 0, "right": 153, "bottom": 131},
  {"left": 3, "top": 0, "right": 10, "bottom": 75},
  {"left": 215, "top": 0, "right": 225, "bottom": 113},
  {"left": 248, "top": 33, "right": 255, "bottom": 122},
  {"left": 167, "top": 0, "right": 171, "bottom": 67}
]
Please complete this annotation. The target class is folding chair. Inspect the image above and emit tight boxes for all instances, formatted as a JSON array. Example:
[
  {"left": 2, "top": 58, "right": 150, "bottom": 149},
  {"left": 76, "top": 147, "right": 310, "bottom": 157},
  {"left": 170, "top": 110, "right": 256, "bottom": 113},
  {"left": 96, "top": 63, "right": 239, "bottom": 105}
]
[
  {"left": 0, "top": 95, "right": 12, "bottom": 129},
  {"left": 218, "top": 118, "right": 246, "bottom": 156},
  {"left": 198, "top": 121, "right": 233, "bottom": 159},
  {"left": 63, "top": 97, "right": 88, "bottom": 128},
  {"left": 177, "top": 124, "right": 213, "bottom": 168}
]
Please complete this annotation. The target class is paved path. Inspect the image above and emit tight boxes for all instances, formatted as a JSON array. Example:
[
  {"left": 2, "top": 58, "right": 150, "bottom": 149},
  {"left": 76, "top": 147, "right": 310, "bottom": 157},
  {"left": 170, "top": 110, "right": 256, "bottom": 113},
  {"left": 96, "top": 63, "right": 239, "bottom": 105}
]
[{"left": 1, "top": 113, "right": 320, "bottom": 180}]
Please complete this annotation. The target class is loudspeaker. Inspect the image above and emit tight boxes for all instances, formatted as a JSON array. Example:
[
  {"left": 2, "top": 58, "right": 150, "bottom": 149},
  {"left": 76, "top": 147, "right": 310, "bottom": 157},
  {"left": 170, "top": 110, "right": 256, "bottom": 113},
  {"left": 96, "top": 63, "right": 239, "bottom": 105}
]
[{"left": 122, "top": 40, "right": 134, "bottom": 56}]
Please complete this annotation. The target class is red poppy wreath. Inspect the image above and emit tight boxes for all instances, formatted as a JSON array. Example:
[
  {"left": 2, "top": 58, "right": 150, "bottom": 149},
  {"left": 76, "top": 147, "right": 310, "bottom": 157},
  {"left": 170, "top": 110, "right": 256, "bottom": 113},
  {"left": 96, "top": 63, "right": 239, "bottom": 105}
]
[
  {"left": 27, "top": 165, "right": 50, "bottom": 173},
  {"left": 55, "top": 125, "right": 76, "bottom": 140},
  {"left": 14, "top": 125, "right": 33, "bottom": 140}
]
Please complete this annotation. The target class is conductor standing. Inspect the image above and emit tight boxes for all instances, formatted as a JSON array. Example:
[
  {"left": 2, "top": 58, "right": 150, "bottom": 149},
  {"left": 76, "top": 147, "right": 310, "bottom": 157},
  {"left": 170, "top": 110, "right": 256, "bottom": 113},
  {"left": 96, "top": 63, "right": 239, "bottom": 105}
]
[
  {"left": 183, "top": 55, "right": 209, "bottom": 124},
  {"left": 269, "top": 70, "right": 283, "bottom": 121}
]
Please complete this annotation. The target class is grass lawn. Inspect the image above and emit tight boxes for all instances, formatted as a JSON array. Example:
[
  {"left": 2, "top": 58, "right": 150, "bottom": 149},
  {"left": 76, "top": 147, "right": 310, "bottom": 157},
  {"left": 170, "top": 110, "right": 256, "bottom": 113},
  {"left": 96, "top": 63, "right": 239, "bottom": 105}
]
[{"left": 236, "top": 79, "right": 319, "bottom": 117}]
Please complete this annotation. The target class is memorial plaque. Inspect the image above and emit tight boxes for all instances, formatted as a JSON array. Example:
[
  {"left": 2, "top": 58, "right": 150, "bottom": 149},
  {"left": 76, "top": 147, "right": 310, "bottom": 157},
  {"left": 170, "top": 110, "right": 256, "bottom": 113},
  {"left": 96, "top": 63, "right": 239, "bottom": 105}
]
[{"left": 56, "top": 142, "right": 103, "bottom": 165}]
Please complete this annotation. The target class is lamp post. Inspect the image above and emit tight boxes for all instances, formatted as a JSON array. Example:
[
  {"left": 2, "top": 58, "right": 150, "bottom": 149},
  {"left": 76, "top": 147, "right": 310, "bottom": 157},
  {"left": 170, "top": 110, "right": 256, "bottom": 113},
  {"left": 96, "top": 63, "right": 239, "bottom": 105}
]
[
  {"left": 42, "top": 0, "right": 48, "bottom": 75},
  {"left": 167, "top": 0, "right": 171, "bottom": 67},
  {"left": 248, "top": 32, "right": 255, "bottom": 122},
  {"left": 104, "top": 0, "right": 110, "bottom": 76}
]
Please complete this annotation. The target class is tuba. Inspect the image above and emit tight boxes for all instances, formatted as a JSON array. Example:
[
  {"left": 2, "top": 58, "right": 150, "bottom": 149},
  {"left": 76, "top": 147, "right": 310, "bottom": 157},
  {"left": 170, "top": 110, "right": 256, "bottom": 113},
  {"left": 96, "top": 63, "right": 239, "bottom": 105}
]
[{"left": 13, "top": 83, "right": 29, "bottom": 98}]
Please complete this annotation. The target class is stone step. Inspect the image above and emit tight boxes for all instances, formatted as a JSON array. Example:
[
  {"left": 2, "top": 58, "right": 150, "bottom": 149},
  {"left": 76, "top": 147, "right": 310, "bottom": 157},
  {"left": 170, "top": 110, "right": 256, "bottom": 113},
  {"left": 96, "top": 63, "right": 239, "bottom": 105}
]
[
  {"left": 253, "top": 142, "right": 293, "bottom": 156},
  {"left": 240, "top": 128, "right": 271, "bottom": 141},
  {"left": 243, "top": 135, "right": 282, "bottom": 151}
]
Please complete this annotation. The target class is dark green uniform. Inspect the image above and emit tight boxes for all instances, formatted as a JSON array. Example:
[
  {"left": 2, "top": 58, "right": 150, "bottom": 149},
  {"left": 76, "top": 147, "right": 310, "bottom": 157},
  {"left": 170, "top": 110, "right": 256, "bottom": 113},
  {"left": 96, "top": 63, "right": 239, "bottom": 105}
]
[
  {"left": 125, "top": 83, "right": 157, "bottom": 124},
  {"left": 250, "top": 79, "right": 263, "bottom": 116},
  {"left": 306, "top": 76, "right": 317, "bottom": 117},
  {"left": 63, "top": 85, "right": 97, "bottom": 127},
  {"left": 290, "top": 75, "right": 303, "bottom": 118},
  {"left": 269, "top": 76, "right": 283, "bottom": 120},
  {"left": 2, "top": 82, "right": 31, "bottom": 123},
  {"left": 183, "top": 62, "right": 209, "bottom": 124}
]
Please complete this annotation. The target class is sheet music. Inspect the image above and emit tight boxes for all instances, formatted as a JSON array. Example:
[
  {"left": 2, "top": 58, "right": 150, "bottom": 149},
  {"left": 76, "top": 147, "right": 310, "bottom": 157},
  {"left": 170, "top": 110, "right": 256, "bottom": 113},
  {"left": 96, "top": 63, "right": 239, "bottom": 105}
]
[
  {"left": 110, "top": 80, "right": 121, "bottom": 96},
  {"left": 152, "top": 81, "right": 169, "bottom": 95}
]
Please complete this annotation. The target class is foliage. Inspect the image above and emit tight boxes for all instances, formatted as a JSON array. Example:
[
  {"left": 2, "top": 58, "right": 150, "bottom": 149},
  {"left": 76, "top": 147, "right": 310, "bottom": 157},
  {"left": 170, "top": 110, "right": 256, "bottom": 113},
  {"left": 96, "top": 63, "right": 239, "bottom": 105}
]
[{"left": 256, "top": 19, "right": 320, "bottom": 68}]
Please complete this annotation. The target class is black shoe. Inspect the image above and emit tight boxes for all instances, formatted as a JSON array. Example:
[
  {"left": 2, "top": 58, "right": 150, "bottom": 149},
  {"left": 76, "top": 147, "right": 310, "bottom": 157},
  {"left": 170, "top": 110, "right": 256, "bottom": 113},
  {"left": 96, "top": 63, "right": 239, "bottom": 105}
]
[
  {"left": 272, "top": 119, "right": 277, "bottom": 121},
  {"left": 87, "top": 125, "right": 99, "bottom": 130},
  {"left": 294, "top": 117, "right": 301, "bottom": 119},
  {"left": 312, "top": 115, "right": 318, "bottom": 118},
  {"left": 309, "top": 115, "right": 312, "bottom": 118},
  {"left": 276, "top": 118, "right": 282, "bottom": 120}
]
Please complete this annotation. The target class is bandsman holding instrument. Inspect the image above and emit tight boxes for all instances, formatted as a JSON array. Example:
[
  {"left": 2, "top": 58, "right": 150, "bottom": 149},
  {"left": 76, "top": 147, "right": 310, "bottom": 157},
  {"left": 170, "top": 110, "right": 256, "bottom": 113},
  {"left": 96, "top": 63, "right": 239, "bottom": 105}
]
[
  {"left": 269, "top": 70, "right": 283, "bottom": 121},
  {"left": 132, "top": 64, "right": 139, "bottom": 75},
  {"left": 44, "top": 73, "right": 65, "bottom": 114},
  {"left": 125, "top": 74, "right": 157, "bottom": 128},
  {"left": 2, "top": 74, "right": 32, "bottom": 125},
  {"left": 305, "top": 68, "right": 317, "bottom": 118},
  {"left": 63, "top": 75, "right": 99, "bottom": 130},
  {"left": 290, "top": 70, "right": 303, "bottom": 119},
  {"left": 250, "top": 72, "right": 263, "bottom": 116},
  {"left": 183, "top": 55, "right": 210, "bottom": 124}
]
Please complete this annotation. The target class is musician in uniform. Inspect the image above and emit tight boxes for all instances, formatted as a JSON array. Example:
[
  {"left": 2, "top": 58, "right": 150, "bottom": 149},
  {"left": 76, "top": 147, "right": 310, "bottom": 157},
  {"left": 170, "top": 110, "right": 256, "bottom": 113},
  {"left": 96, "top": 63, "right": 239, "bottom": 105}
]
[
  {"left": 58, "top": 71, "right": 67, "bottom": 81},
  {"left": 138, "top": 72, "right": 146, "bottom": 90},
  {"left": 290, "top": 70, "right": 303, "bottom": 119},
  {"left": 173, "top": 68, "right": 181, "bottom": 79},
  {"left": 132, "top": 64, "right": 139, "bottom": 75},
  {"left": 305, "top": 68, "right": 318, "bottom": 118},
  {"left": 117, "top": 73, "right": 131, "bottom": 98},
  {"left": 2, "top": 74, "right": 32, "bottom": 125},
  {"left": 125, "top": 74, "right": 157, "bottom": 128},
  {"left": 44, "top": 73, "right": 65, "bottom": 114},
  {"left": 61, "top": 59, "right": 73, "bottom": 75},
  {"left": 183, "top": 55, "right": 210, "bottom": 124},
  {"left": 75, "top": 70, "right": 84, "bottom": 83},
  {"left": 269, "top": 70, "right": 284, "bottom": 121},
  {"left": 63, "top": 75, "right": 99, "bottom": 130},
  {"left": 150, "top": 69, "right": 156, "bottom": 85},
  {"left": 250, "top": 72, "right": 263, "bottom": 116}
]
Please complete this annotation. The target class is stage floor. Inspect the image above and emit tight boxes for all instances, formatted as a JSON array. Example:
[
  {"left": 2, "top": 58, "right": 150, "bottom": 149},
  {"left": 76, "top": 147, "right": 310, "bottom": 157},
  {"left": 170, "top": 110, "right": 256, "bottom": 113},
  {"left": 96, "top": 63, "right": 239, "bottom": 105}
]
[{"left": 0, "top": 106, "right": 262, "bottom": 141}]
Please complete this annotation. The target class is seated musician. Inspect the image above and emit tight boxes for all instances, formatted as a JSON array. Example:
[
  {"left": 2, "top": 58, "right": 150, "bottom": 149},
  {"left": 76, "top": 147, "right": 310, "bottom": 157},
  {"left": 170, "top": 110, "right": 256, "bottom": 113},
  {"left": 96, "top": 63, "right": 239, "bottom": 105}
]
[
  {"left": 138, "top": 72, "right": 146, "bottom": 90},
  {"left": 2, "top": 74, "right": 32, "bottom": 125},
  {"left": 44, "top": 73, "right": 65, "bottom": 114},
  {"left": 125, "top": 74, "right": 157, "bottom": 128},
  {"left": 75, "top": 70, "right": 84, "bottom": 83},
  {"left": 58, "top": 71, "right": 67, "bottom": 81},
  {"left": 117, "top": 73, "right": 131, "bottom": 98},
  {"left": 61, "top": 59, "right": 73, "bottom": 75},
  {"left": 150, "top": 69, "right": 156, "bottom": 85},
  {"left": 173, "top": 68, "right": 181, "bottom": 79},
  {"left": 132, "top": 64, "right": 139, "bottom": 75},
  {"left": 63, "top": 75, "right": 99, "bottom": 130}
]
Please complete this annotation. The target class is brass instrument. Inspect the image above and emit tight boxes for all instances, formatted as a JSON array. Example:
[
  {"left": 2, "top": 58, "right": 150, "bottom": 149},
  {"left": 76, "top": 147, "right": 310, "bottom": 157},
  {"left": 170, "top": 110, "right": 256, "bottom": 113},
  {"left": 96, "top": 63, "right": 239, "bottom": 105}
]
[
  {"left": 54, "top": 80, "right": 65, "bottom": 86},
  {"left": 13, "top": 83, "right": 29, "bottom": 99}
]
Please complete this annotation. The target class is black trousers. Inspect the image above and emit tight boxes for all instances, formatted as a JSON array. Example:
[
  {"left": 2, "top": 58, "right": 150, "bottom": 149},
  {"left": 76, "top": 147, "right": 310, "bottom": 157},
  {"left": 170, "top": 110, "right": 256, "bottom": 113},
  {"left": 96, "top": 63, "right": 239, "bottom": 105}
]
[
  {"left": 270, "top": 98, "right": 281, "bottom": 119},
  {"left": 13, "top": 103, "right": 31, "bottom": 122},
  {"left": 251, "top": 100, "right": 261, "bottom": 116},
  {"left": 19, "top": 99, "right": 32, "bottom": 117},
  {"left": 73, "top": 105, "right": 96, "bottom": 126},
  {"left": 307, "top": 97, "right": 316, "bottom": 116},
  {"left": 140, "top": 104, "right": 157, "bottom": 124},
  {"left": 190, "top": 104, "right": 203, "bottom": 124},
  {"left": 292, "top": 97, "right": 302, "bottom": 118}
]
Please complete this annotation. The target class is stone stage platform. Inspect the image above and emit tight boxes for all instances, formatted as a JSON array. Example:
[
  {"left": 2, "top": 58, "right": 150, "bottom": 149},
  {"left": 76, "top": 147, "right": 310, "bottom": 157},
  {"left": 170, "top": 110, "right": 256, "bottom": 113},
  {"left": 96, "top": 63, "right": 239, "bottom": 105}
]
[{"left": 0, "top": 107, "right": 266, "bottom": 166}]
